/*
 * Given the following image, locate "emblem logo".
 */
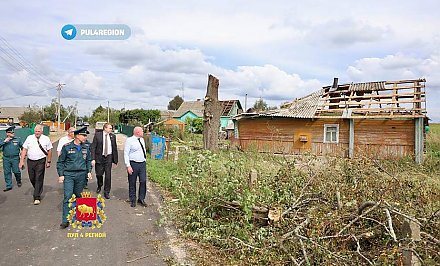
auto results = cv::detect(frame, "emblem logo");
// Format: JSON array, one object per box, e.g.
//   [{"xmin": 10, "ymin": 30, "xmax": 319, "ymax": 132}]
[{"xmin": 67, "ymin": 192, "xmax": 106, "ymax": 229}]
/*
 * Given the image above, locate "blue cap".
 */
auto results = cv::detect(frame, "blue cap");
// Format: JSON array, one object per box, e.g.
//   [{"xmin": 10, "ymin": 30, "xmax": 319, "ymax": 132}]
[
  {"xmin": 6, "ymin": 126, "xmax": 15, "ymax": 133},
  {"xmin": 74, "ymin": 127, "xmax": 89, "ymax": 135}
]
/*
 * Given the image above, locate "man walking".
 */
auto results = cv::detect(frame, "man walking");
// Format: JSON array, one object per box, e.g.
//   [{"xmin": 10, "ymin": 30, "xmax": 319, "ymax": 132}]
[
  {"xmin": 57, "ymin": 127, "xmax": 75, "ymax": 156},
  {"xmin": 0, "ymin": 126, "xmax": 23, "ymax": 191},
  {"xmin": 124, "ymin": 127, "xmax": 147, "ymax": 207},
  {"xmin": 90, "ymin": 123, "xmax": 118, "ymax": 199},
  {"xmin": 19, "ymin": 124, "xmax": 52, "ymax": 205},
  {"xmin": 57, "ymin": 127, "xmax": 92, "ymax": 229}
]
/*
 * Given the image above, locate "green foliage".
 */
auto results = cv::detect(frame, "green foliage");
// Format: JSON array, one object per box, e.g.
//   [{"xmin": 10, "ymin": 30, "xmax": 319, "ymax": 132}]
[
  {"xmin": 89, "ymin": 105, "xmax": 121, "ymax": 125},
  {"xmin": 19, "ymin": 108, "xmax": 42, "ymax": 124},
  {"xmin": 119, "ymin": 109, "xmax": 160, "ymax": 126},
  {"xmin": 253, "ymin": 98, "xmax": 268, "ymax": 112},
  {"xmin": 168, "ymin": 95, "xmax": 184, "ymax": 110},
  {"xmin": 185, "ymin": 117, "xmax": 203, "ymax": 133},
  {"xmin": 150, "ymin": 149, "xmax": 440, "ymax": 265}
]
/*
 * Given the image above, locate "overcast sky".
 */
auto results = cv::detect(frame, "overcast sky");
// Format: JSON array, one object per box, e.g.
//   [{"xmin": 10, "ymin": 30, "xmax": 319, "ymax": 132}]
[{"xmin": 0, "ymin": 0, "xmax": 439, "ymax": 121}]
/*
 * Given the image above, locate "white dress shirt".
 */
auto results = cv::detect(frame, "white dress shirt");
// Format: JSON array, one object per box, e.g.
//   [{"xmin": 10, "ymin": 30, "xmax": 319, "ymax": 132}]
[
  {"xmin": 23, "ymin": 134, "xmax": 53, "ymax": 160},
  {"xmin": 124, "ymin": 136, "xmax": 146, "ymax": 167},
  {"xmin": 102, "ymin": 132, "xmax": 112, "ymax": 155},
  {"xmin": 57, "ymin": 135, "xmax": 73, "ymax": 153}
]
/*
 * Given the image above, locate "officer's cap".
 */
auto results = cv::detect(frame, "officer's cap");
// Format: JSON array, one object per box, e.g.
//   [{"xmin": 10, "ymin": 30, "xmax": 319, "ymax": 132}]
[
  {"xmin": 74, "ymin": 127, "xmax": 89, "ymax": 136},
  {"xmin": 6, "ymin": 126, "xmax": 15, "ymax": 133}
]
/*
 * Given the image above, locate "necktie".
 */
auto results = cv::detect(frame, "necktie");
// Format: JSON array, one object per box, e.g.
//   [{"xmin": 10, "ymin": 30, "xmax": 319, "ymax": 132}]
[
  {"xmin": 104, "ymin": 134, "xmax": 108, "ymax": 156},
  {"xmin": 138, "ymin": 138, "xmax": 146, "ymax": 159}
]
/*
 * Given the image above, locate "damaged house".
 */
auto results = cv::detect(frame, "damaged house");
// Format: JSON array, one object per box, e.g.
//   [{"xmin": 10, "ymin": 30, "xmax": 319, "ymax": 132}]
[{"xmin": 233, "ymin": 78, "xmax": 427, "ymax": 162}]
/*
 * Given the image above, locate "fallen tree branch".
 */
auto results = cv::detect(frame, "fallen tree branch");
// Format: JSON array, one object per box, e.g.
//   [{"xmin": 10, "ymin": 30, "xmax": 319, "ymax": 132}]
[
  {"xmin": 383, "ymin": 201, "xmax": 421, "ymax": 226},
  {"xmin": 337, "ymin": 201, "xmax": 381, "ymax": 236},
  {"xmin": 352, "ymin": 235, "xmax": 374, "ymax": 265},
  {"xmin": 231, "ymin": 236, "xmax": 259, "ymax": 250},
  {"xmin": 384, "ymin": 208, "xmax": 397, "ymax": 242},
  {"xmin": 421, "ymin": 231, "xmax": 440, "ymax": 245},
  {"xmin": 299, "ymin": 238, "xmax": 310, "ymax": 266}
]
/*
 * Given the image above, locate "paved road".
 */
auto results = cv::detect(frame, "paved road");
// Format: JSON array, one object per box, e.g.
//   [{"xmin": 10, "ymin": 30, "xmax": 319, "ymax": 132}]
[{"xmin": 0, "ymin": 133, "xmax": 183, "ymax": 266}]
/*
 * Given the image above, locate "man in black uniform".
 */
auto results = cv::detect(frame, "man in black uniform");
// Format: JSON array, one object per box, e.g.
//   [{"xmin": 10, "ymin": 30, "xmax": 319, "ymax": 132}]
[
  {"xmin": 0, "ymin": 126, "xmax": 22, "ymax": 191},
  {"xmin": 57, "ymin": 127, "xmax": 92, "ymax": 229}
]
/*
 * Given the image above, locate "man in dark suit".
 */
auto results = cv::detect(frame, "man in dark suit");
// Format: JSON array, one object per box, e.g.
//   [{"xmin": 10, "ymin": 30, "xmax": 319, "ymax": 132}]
[{"xmin": 90, "ymin": 123, "xmax": 118, "ymax": 199}]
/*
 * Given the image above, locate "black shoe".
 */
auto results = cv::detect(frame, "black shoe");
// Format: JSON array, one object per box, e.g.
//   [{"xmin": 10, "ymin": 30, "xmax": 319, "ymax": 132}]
[
  {"xmin": 60, "ymin": 222, "xmax": 69, "ymax": 229},
  {"xmin": 96, "ymin": 187, "xmax": 101, "ymax": 193},
  {"xmin": 3, "ymin": 187, "xmax": 12, "ymax": 192},
  {"xmin": 137, "ymin": 199, "xmax": 147, "ymax": 207},
  {"xmin": 17, "ymin": 182, "xmax": 22, "ymax": 187},
  {"xmin": 130, "ymin": 201, "xmax": 136, "ymax": 207},
  {"xmin": 104, "ymin": 193, "xmax": 110, "ymax": 199},
  {"xmin": 84, "ymin": 185, "xmax": 88, "ymax": 190}
]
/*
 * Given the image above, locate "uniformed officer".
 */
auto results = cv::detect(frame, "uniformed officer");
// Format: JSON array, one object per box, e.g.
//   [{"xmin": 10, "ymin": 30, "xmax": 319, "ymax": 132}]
[
  {"xmin": 57, "ymin": 127, "xmax": 92, "ymax": 229},
  {"xmin": 0, "ymin": 126, "xmax": 23, "ymax": 191}
]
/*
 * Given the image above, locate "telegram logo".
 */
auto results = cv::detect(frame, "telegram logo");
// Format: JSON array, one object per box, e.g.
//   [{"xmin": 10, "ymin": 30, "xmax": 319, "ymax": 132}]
[{"xmin": 61, "ymin": 24, "xmax": 77, "ymax": 40}]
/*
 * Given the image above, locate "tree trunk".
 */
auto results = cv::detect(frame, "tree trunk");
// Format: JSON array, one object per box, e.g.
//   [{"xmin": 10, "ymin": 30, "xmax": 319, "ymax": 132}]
[{"xmin": 203, "ymin": 74, "xmax": 221, "ymax": 151}]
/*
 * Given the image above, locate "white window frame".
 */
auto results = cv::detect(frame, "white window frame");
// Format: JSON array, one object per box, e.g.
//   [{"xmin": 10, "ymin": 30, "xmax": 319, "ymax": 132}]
[{"xmin": 323, "ymin": 124, "xmax": 339, "ymax": 143}]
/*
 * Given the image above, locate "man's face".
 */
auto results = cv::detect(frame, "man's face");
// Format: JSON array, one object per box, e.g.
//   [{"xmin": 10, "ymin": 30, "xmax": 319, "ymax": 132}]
[
  {"xmin": 134, "ymin": 128, "xmax": 144, "ymax": 138},
  {"xmin": 104, "ymin": 125, "xmax": 113, "ymax": 134},
  {"xmin": 34, "ymin": 127, "xmax": 42, "ymax": 138},
  {"xmin": 6, "ymin": 131, "xmax": 14, "ymax": 138},
  {"xmin": 68, "ymin": 128, "xmax": 75, "ymax": 138},
  {"xmin": 76, "ymin": 134, "xmax": 86, "ymax": 143}
]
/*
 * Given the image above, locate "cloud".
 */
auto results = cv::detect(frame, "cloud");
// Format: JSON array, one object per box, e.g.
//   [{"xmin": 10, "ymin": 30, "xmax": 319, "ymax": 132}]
[
  {"xmin": 61, "ymin": 71, "xmax": 104, "ymax": 100},
  {"xmin": 220, "ymin": 64, "xmax": 322, "ymax": 101},
  {"xmin": 305, "ymin": 18, "xmax": 391, "ymax": 47}
]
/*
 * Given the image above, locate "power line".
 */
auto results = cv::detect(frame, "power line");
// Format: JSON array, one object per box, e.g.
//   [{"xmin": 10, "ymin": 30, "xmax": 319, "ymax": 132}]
[
  {"xmin": 0, "ymin": 35, "xmax": 56, "ymax": 87},
  {"xmin": 0, "ymin": 86, "xmax": 57, "ymax": 102}
]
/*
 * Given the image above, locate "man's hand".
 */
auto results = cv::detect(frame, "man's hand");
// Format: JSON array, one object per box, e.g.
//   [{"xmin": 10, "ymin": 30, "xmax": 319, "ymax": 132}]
[
  {"xmin": 19, "ymin": 161, "xmax": 24, "ymax": 170},
  {"xmin": 87, "ymin": 173, "xmax": 92, "ymax": 180},
  {"xmin": 127, "ymin": 166, "xmax": 133, "ymax": 175},
  {"xmin": 112, "ymin": 163, "xmax": 117, "ymax": 169},
  {"xmin": 46, "ymin": 162, "xmax": 51, "ymax": 168},
  {"xmin": 58, "ymin": 176, "xmax": 64, "ymax": 183},
  {"xmin": 4, "ymin": 137, "xmax": 11, "ymax": 143},
  {"xmin": 91, "ymin": 160, "xmax": 96, "ymax": 167}
]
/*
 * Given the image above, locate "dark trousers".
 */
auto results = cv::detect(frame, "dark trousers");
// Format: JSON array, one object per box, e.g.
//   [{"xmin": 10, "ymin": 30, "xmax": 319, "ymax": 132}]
[
  {"xmin": 27, "ymin": 158, "xmax": 46, "ymax": 200},
  {"xmin": 96, "ymin": 155, "xmax": 113, "ymax": 194},
  {"xmin": 62, "ymin": 171, "xmax": 85, "ymax": 223},
  {"xmin": 3, "ymin": 156, "xmax": 21, "ymax": 189},
  {"xmin": 128, "ymin": 161, "xmax": 147, "ymax": 202}
]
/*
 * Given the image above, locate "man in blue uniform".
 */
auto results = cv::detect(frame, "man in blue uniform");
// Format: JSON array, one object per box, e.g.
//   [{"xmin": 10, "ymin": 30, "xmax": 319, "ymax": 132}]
[
  {"xmin": 0, "ymin": 126, "xmax": 23, "ymax": 191},
  {"xmin": 57, "ymin": 127, "xmax": 92, "ymax": 229}
]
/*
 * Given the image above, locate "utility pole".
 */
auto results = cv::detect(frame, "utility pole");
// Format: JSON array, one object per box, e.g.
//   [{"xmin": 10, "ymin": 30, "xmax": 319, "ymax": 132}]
[
  {"xmin": 181, "ymin": 82, "xmax": 185, "ymax": 100},
  {"xmin": 57, "ymin": 83, "xmax": 65, "ymax": 131},
  {"xmin": 107, "ymin": 101, "xmax": 110, "ymax": 123},
  {"xmin": 245, "ymin": 93, "xmax": 248, "ymax": 112}
]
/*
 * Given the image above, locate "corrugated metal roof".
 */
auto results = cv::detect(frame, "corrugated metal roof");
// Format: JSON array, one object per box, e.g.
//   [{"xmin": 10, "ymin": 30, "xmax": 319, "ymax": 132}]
[
  {"xmin": 262, "ymin": 89, "xmax": 323, "ymax": 118},
  {"xmin": 349, "ymin": 81, "xmax": 386, "ymax": 91}
]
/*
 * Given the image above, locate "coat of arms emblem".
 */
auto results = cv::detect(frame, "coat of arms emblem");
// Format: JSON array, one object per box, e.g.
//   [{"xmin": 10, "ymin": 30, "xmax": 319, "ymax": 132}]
[{"xmin": 67, "ymin": 192, "xmax": 106, "ymax": 229}]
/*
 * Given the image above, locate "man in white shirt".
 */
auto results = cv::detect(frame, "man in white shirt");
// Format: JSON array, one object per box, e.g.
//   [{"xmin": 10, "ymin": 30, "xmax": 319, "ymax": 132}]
[
  {"xmin": 57, "ymin": 127, "xmax": 75, "ymax": 156},
  {"xmin": 19, "ymin": 124, "xmax": 53, "ymax": 205},
  {"xmin": 124, "ymin": 127, "xmax": 147, "ymax": 207}
]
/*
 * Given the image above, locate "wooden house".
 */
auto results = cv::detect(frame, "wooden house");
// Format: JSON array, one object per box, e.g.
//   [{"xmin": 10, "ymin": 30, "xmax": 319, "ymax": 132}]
[{"xmin": 233, "ymin": 79, "xmax": 427, "ymax": 162}]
